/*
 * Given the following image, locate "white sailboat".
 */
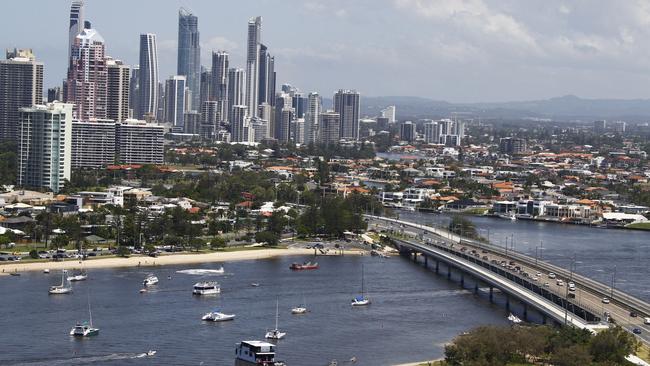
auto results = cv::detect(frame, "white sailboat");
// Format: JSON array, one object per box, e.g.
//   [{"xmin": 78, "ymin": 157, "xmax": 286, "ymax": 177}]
[
  {"xmin": 70, "ymin": 292, "xmax": 99, "ymax": 337},
  {"xmin": 49, "ymin": 270, "xmax": 73, "ymax": 294},
  {"xmin": 508, "ymin": 313, "xmax": 522, "ymax": 324},
  {"xmin": 202, "ymin": 309, "xmax": 236, "ymax": 322},
  {"xmin": 265, "ymin": 299, "xmax": 286, "ymax": 340},
  {"xmin": 351, "ymin": 265, "xmax": 370, "ymax": 306},
  {"xmin": 68, "ymin": 270, "xmax": 88, "ymax": 282}
]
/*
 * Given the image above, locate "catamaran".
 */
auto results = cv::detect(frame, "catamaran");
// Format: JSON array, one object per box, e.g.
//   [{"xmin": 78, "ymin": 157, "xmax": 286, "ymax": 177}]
[
  {"xmin": 49, "ymin": 270, "xmax": 73, "ymax": 294},
  {"xmin": 202, "ymin": 309, "xmax": 236, "ymax": 322},
  {"xmin": 351, "ymin": 265, "xmax": 370, "ymax": 306},
  {"xmin": 265, "ymin": 299, "xmax": 286, "ymax": 340},
  {"xmin": 192, "ymin": 281, "xmax": 220, "ymax": 295},
  {"xmin": 143, "ymin": 274, "xmax": 158, "ymax": 286},
  {"xmin": 70, "ymin": 293, "xmax": 99, "ymax": 337}
]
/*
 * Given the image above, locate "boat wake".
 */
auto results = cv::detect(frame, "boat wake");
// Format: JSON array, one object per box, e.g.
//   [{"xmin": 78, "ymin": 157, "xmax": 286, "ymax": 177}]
[
  {"xmin": 6, "ymin": 352, "xmax": 155, "ymax": 365},
  {"xmin": 176, "ymin": 268, "xmax": 225, "ymax": 276}
]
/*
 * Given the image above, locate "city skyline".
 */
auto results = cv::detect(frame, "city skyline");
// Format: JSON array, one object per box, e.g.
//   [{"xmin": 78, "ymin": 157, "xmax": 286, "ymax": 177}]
[{"xmin": 5, "ymin": 1, "xmax": 650, "ymax": 102}]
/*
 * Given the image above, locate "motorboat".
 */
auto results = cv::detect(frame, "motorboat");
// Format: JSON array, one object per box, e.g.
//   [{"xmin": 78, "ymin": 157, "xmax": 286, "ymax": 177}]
[
  {"xmin": 193, "ymin": 281, "xmax": 220, "ymax": 295},
  {"xmin": 68, "ymin": 271, "xmax": 88, "ymax": 281},
  {"xmin": 202, "ymin": 309, "xmax": 236, "ymax": 322},
  {"xmin": 143, "ymin": 275, "xmax": 159, "ymax": 286},
  {"xmin": 49, "ymin": 270, "xmax": 72, "ymax": 294},
  {"xmin": 291, "ymin": 306, "xmax": 307, "ymax": 314},
  {"xmin": 43, "ymin": 269, "xmax": 50, "ymax": 274},
  {"xmin": 508, "ymin": 313, "xmax": 522, "ymax": 324},
  {"xmin": 289, "ymin": 261, "xmax": 319, "ymax": 270},
  {"xmin": 265, "ymin": 299, "xmax": 286, "ymax": 340}
]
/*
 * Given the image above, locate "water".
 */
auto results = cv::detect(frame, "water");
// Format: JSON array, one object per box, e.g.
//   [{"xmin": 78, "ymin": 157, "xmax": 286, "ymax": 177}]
[
  {"xmin": 0, "ymin": 255, "xmax": 509, "ymax": 366},
  {"xmin": 398, "ymin": 211, "xmax": 650, "ymax": 301}
]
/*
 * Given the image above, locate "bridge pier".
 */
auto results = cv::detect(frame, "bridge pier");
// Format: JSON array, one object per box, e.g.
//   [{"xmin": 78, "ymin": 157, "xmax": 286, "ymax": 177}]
[
  {"xmin": 447, "ymin": 266, "xmax": 451, "ymax": 280},
  {"xmin": 435, "ymin": 261, "xmax": 439, "ymax": 274},
  {"xmin": 505, "ymin": 294, "xmax": 510, "ymax": 310},
  {"xmin": 460, "ymin": 273, "xmax": 465, "ymax": 287},
  {"xmin": 489, "ymin": 287, "xmax": 494, "ymax": 302},
  {"xmin": 424, "ymin": 255, "xmax": 428, "ymax": 268},
  {"xmin": 523, "ymin": 303, "xmax": 528, "ymax": 321},
  {"xmin": 474, "ymin": 282, "xmax": 479, "ymax": 294},
  {"xmin": 542, "ymin": 314, "xmax": 547, "ymax": 325},
  {"xmin": 412, "ymin": 252, "xmax": 418, "ymax": 263}
]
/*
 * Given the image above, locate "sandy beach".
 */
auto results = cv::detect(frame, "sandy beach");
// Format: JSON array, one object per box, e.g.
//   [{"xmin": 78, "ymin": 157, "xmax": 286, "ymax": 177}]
[{"xmin": 0, "ymin": 248, "xmax": 317, "ymax": 275}]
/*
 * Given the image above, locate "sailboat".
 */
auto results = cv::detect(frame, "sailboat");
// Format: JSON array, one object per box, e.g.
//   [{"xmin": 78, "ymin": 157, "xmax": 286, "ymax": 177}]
[
  {"xmin": 351, "ymin": 265, "xmax": 370, "ymax": 306},
  {"xmin": 291, "ymin": 295, "xmax": 308, "ymax": 314},
  {"xmin": 70, "ymin": 292, "xmax": 99, "ymax": 337},
  {"xmin": 49, "ymin": 270, "xmax": 73, "ymax": 294},
  {"xmin": 68, "ymin": 270, "xmax": 88, "ymax": 282},
  {"xmin": 265, "ymin": 299, "xmax": 286, "ymax": 340}
]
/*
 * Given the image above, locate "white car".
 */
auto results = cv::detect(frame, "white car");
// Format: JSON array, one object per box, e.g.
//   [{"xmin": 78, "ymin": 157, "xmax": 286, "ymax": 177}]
[
  {"xmin": 543, "ymin": 282, "xmax": 550, "ymax": 288},
  {"xmin": 548, "ymin": 272, "xmax": 556, "ymax": 279},
  {"xmin": 556, "ymin": 280, "xmax": 564, "ymax": 286},
  {"xmin": 602, "ymin": 297, "xmax": 610, "ymax": 304}
]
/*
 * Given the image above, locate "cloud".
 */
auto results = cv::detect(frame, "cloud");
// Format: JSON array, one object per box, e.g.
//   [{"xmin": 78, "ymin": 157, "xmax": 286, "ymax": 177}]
[{"xmin": 202, "ymin": 36, "xmax": 238, "ymax": 52}]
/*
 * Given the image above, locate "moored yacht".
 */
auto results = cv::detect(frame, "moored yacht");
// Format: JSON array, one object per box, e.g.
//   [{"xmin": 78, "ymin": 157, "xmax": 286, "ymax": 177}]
[
  {"xmin": 49, "ymin": 270, "xmax": 72, "ymax": 294},
  {"xmin": 70, "ymin": 322, "xmax": 99, "ymax": 337},
  {"xmin": 143, "ymin": 275, "xmax": 158, "ymax": 286},
  {"xmin": 235, "ymin": 340, "xmax": 285, "ymax": 366},
  {"xmin": 202, "ymin": 309, "xmax": 236, "ymax": 322},
  {"xmin": 265, "ymin": 299, "xmax": 286, "ymax": 340},
  {"xmin": 68, "ymin": 270, "xmax": 88, "ymax": 281},
  {"xmin": 351, "ymin": 265, "xmax": 370, "ymax": 306},
  {"xmin": 193, "ymin": 281, "xmax": 220, "ymax": 295}
]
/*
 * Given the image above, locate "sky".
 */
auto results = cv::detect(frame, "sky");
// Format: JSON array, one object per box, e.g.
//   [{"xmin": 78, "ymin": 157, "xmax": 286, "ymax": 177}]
[{"xmin": 3, "ymin": 0, "xmax": 650, "ymax": 103}]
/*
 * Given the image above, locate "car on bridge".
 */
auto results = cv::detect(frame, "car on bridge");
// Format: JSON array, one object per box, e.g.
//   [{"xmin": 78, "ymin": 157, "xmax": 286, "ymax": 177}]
[
  {"xmin": 602, "ymin": 297, "xmax": 611, "ymax": 304},
  {"xmin": 633, "ymin": 328, "xmax": 643, "ymax": 335}
]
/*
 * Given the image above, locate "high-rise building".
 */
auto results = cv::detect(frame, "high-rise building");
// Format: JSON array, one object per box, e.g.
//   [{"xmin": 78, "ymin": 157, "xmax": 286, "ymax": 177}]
[
  {"xmin": 201, "ymin": 100, "xmax": 219, "ymax": 138},
  {"xmin": 400, "ymin": 121, "xmax": 415, "ymax": 142},
  {"xmin": 18, "ymin": 103, "xmax": 73, "ymax": 193},
  {"xmin": 227, "ymin": 68, "xmax": 245, "ymax": 122},
  {"xmin": 211, "ymin": 51, "xmax": 229, "ymax": 122},
  {"xmin": 183, "ymin": 111, "xmax": 201, "ymax": 134},
  {"xmin": 0, "ymin": 49, "xmax": 43, "ymax": 141},
  {"xmin": 376, "ymin": 116, "xmax": 389, "ymax": 131},
  {"xmin": 423, "ymin": 120, "xmax": 440, "ymax": 144},
  {"xmin": 106, "ymin": 58, "xmax": 130, "ymax": 122},
  {"xmin": 258, "ymin": 102, "xmax": 272, "ymax": 139},
  {"xmin": 499, "ymin": 137, "xmax": 527, "ymax": 155},
  {"xmin": 137, "ymin": 33, "xmax": 159, "ymax": 119},
  {"xmin": 164, "ymin": 75, "xmax": 186, "ymax": 128},
  {"xmin": 66, "ymin": 28, "xmax": 108, "ymax": 121},
  {"xmin": 177, "ymin": 8, "xmax": 200, "ymax": 111},
  {"xmin": 380, "ymin": 105, "xmax": 396, "ymax": 123},
  {"xmin": 47, "ymin": 87, "xmax": 62, "ymax": 103},
  {"xmin": 128, "ymin": 66, "xmax": 139, "ymax": 119},
  {"xmin": 251, "ymin": 118, "xmax": 268, "ymax": 142},
  {"xmin": 334, "ymin": 89, "xmax": 360, "ymax": 140},
  {"xmin": 116, "ymin": 119, "xmax": 164, "ymax": 164},
  {"xmin": 199, "ymin": 69, "xmax": 211, "ymax": 106},
  {"xmin": 292, "ymin": 93, "xmax": 308, "ymax": 118},
  {"xmin": 71, "ymin": 120, "xmax": 116, "ymax": 169},
  {"xmin": 68, "ymin": 1, "xmax": 84, "ymax": 63},
  {"xmin": 258, "ymin": 44, "xmax": 275, "ymax": 106},
  {"xmin": 245, "ymin": 16, "xmax": 262, "ymax": 118},
  {"xmin": 230, "ymin": 105, "xmax": 249, "ymax": 142},
  {"xmin": 319, "ymin": 112, "xmax": 340, "ymax": 146},
  {"xmin": 614, "ymin": 121, "xmax": 626, "ymax": 133},
  {"xmin": 304, "ymin": 92, "xmax": 321, "ymax": 144},
  {"xmin": 594, "ymin": 120, "xmax": 607, "ymax": 133},
  {"xmin": 274, "ymin": 92, "xmax": 292, "ymax": 139},
  {"xmin": 277, "ymin": 107, "xmax": 294, "ymax": 143}
]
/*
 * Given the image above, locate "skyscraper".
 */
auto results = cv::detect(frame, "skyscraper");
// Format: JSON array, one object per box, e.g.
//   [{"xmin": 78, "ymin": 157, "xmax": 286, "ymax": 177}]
[
  {"xmin": 319, "ymin": 112, "xmax": 340, "ymax": 146},
  {"xmin": 304, "ymin": 92, "xmax": 321, "ymax": 144},
  {"xmin": 116, "ymin": 119, "xmax": 164, "ymax": 164},
  {"xmin": 71, "ymin": 120, "xmax": 116, "ymax": 169},
  {"xmin": 258, "ymin": 44, "xmax": 275, "ymax": 106},
  {"xmin": 273, "ymin": 92, "xmax": 292, "ymax": 139},
  {"xmin": 137, "ymin": 33, "xmax": 159, "ymax": 119},
  {"xmin": 66, "ymin": 28, "xmax": 108, "ymax": 121},
  {"xmin": 68, "ymin": 1, "xmax": 84, "ymax": 63},
  {"xmin": 18, "ymin": 103, "xmax": 73, "ymax": 193},
  {"xmin": 400, "ymin": 121, "xmax": 415, "ymax": 142},
  {"xmin": 128, "ymin": 66, "xmax": 139, "ymax": 119},
  {"xmin": 177, "ymin": 8, "xmax": 200, "ymax": 111},
  {"xmin": 334, "ymin": 89, "xmax": 360, "ymax": 140},
  {"xmin": 199, "ymin": 69, "xmax": 211, "ymax": 106},
  {"xmin": 227, "ymin": 68, "xmax": 245, "ymax": 122},
  {"xmin": 164, "ymin": 75, "xmax": 186, "ymax": 128},
  {"xmin": 106, "ymin": 58, "xmax": 130, "ymax": 122},
  {"xmin": 211, "ymin": 51, "xmax": 229, "ymax": 122},
  {"xmin": 0, "ymin": 49, "xmax": 43, "ymax": 141},
  {"xmin": 230, "ymin": 105, "xmax": 248, "ymax": 142},
  {"xmin": 380, "ymin": 105, "xmax": 396, "ymax": 123},
  {"xmin": 245, "ymin": 16, "xmax": 262, "ymax": 118}
]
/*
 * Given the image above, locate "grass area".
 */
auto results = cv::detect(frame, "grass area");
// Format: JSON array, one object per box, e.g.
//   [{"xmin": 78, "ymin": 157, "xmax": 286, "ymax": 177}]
[
  {"xmin": 637, "ymin": 343, "xmax": 650, "ymax": 363},
  {"xmin": 626, "ymin": 222, "xmax": 650, "ymax": 230},
  {"xmin": 464, "ymin": 207, "xmax": 489, "ymax": 215}
]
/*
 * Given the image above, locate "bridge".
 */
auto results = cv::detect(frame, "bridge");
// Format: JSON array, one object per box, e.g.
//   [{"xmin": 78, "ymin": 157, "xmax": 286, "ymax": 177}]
[{"xmin": 365, "ymin": 215, "xmax": 650, "ymax": 344}]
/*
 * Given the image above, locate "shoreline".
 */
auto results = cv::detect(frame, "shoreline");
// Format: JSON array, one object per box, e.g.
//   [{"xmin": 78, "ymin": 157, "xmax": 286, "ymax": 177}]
[{"xmin": 0, "ymin": 248, "xmax": 322, "ymax": 275}]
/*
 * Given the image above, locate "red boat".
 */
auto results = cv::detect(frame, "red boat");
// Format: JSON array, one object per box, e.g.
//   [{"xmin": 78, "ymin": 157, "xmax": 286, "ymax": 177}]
[{"xmin": 290, "ymin": 262, "xmax": 319, "ymax": 270}]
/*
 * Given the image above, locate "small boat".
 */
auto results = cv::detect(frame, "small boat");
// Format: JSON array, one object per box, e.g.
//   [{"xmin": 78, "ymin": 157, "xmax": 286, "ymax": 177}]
[
  {"xmin": 70, "ymin": 293, "xmax": 99, "ymax": 337},
  {"xmin": 143, "ymin": 275, "xmax": 158, "ymax": 286},
  {"xmin": 265, "ymin": 299, "xmax": 286, "ymax": 340},
  {"xmin": 251, "ymin": 283, "xmax": 260, "ymax": 287},
  {"xmin": 147, "ymin": 350, "xmax": 156, "ymax": 357},
  {"xmin": 291, "ymin": 295, "xmax": 308, "ymax": 314},
  {"xmin": 49, "ymin": 270, "xmax": 73, "ymax": 294},
  {"xmin": 508, "ymin": 313, "xmax": 522, "ymax": 324},
  {"xmin": 497, "ymin": 213, "xmax": 517, "ymax": 221},
  {"xmin": 351, "ymin": 265, "xmax": 370, "ymax": 306},
  {"xmin": 202, "ymin": 309, "xmax": 236, "ymax": 322},
  {"xmin": 43, "ymin": 269, "xmax": 50, "ymax": 274},
  {"xmin": 193, "ymin": 281, "xmax": 220, "ymax": 295},
  {"xmin": 68, "ymin": 271, "xmax": 88, "ymax": 281},
  {"xmin": 289, "ymin": 261, "xmax": 319, "ymax": 270},
  {"xmin": 10, "ymin": 272, "xmax": 20, "ymax": 276},
  {"xmin": 139, "ymin": 288, "xmax": 147, "ymax": 293}
]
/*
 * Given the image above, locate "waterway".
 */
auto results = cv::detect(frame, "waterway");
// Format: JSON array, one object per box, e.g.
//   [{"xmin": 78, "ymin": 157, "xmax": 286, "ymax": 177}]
[
  {"xmin": 397, "ymin": 211, "xmax": 650, "ymax": 302},
  {"xmin": 0, "ymin": 254, "xmax": 509, "ymax": 366}
]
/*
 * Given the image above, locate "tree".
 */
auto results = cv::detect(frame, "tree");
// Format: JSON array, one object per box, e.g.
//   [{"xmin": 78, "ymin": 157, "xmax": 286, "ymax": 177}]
[
  {"xmin": 29, "ymin": 249, "xmax": 39, "ymax": 259},
  {"xmin": 0, "ymin": 235, "xmax": 11, "ymax": 249},
  {"xmin": 448, "ymin": 215, "xmax": 482, "ymax": 240},
  {"xmin": 589, "ymin": 326, "xmax": 638, "ymax": 364},
  {"xmin": 51, "ymin": 235, "xmax": 69, "ymax": 249},
  {"xmin": 116, "ymin": 246, "xmax": 130, "ymax": 257},
  {"xmin": 255, "ymin": 231, "xmax": 279, "ymax": 246},
  {"xmin": 552, "ymin": 344, "xmax": 592, "ymax": 366},
  {"xmin": 190, "ymin": 237, "xmax": 206, "ymax": 252},
  {"xmin": 210, "ymin": 236, "xmax": 227, "ymax": 250}
]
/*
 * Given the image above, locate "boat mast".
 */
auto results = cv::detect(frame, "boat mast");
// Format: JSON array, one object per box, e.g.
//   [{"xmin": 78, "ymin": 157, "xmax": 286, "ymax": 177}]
[
  {"xmin": 87, "ymin": 291, "xmax": 93, "ymax": 327},
  {"xmin": 275, "ymin": 298, "xmax": 279, "ymax": 330},
  {"xmin": 361, "ymin": 265, "xmax": 365, "ymax": 297}
]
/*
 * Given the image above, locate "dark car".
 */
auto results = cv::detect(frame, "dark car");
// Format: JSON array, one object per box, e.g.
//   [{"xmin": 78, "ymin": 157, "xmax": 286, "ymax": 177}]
[
  {"xmin": 630, "ymin": 312, "xmax": 638, "ymax": 317},
  {"xmin": 633, "ymin": 328, "xmax": 642, "ymax": 334}
]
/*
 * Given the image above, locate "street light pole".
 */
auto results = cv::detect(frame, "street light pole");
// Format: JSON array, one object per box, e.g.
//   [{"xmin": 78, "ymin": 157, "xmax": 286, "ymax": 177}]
[{"xmin": 610, "ymin": 265, "xmax": 617, "ymax": 299}]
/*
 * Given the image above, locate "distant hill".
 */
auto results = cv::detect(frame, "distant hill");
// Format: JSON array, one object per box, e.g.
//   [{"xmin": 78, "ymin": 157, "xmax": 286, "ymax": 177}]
[{"xmin": 355, "ymin": 95, "xmax": 650, "ymax": 121}]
